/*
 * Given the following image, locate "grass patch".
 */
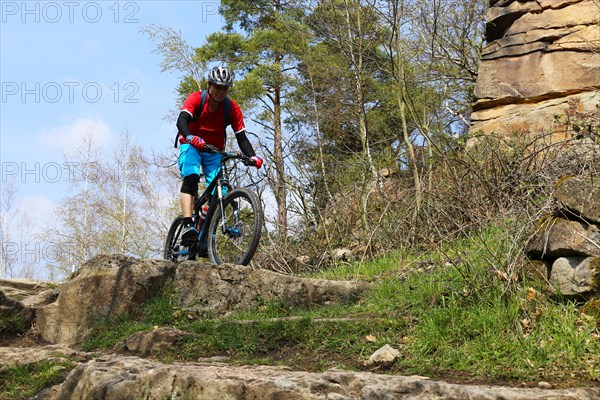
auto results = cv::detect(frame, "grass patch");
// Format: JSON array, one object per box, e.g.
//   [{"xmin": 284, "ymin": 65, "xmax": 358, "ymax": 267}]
[
  {"xmin": 80, "ymin": 319, "xmax": 152, "ymax": 352},
  {"xmin": 0, "ymin": 314, "xmax": 29, "ymax": 335},
  {"xmin": 167, "ymin": 317, "xmax": 403, "ymax": 370},
  {"xmin": 79, "ymin": 292, "xmax": 179, "ymax": 352},
  {"xmin": 80, "ymin": 286, "xmax": 179, "ymax": 351},
  {"xmin": 78, "ymin": 223, "xmax": 599, "ymax": 386},
  {"xmin": 0, "ymin": 360, "xmax": 76, "ymax": 400}
]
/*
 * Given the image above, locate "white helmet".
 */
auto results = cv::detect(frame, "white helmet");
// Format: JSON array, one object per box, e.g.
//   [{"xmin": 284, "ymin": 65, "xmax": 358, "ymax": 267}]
[{"xmin": 207, "ymin": 66, "xmax": 233, "ymax": 87}]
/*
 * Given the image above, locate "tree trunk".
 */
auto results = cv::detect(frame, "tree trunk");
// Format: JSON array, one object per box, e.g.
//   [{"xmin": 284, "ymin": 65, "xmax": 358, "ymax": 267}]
[
  {"xmin": 273, "ymin": 82, "xmax": 288, "ymax": 235},
  {"xmin": 393, "ymin": 0, "xmax": 422, "ymax": 217}
]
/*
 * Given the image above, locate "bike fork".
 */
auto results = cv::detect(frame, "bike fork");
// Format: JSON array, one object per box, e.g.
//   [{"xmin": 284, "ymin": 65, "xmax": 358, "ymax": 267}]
[{"xmin": 217, "ymin": 181, "xmax": 228, "ymax": 234}]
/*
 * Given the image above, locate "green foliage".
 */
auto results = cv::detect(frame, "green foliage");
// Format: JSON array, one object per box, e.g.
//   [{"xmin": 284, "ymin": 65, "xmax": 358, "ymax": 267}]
[
  {"xmin": 304, "ymin": 224, "xmax": 600, "ymax": 384},
  {"xmin": 176, "ymin": 75, "xmax": 203, "ymax": 105}
]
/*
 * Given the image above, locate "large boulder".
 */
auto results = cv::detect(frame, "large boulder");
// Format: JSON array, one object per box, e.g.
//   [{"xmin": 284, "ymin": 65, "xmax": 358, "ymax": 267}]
[
  {"xmin": 469, "ymin": 0, "xmax": 600, "ymax": 139},
  {"xmin": 554, "ymin": 177, "xmax": 600, "ymax": 224},
  {"xmin": 526, "ymin": 218, "xmax": 600, "ymax": 259},
  {"xmin": 36, "ymin": 255, "xmax": 177, "ymax": 345},
  {"xmin": 33, "ymin": 255, "xmax": 370, "ymax": 345},
  {"xmin": 173, "ymin": 261, "xmax": 370, "ymax": 318},
  {"xmin": 526, "ymin": 177, "xmax": 600, "ymax": 297}
]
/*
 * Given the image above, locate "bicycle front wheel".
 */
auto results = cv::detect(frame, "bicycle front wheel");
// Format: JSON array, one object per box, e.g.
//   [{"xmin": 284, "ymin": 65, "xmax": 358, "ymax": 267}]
[{"xmin": 207, "ymin": 188, "xmax": 263, "ymax": 266}]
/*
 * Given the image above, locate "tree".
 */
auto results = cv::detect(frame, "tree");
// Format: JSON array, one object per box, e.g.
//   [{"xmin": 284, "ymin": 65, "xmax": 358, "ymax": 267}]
[
  {"xmin": 302, "ymin": 0, "xmax": 388, "ymax": 179},
  {"xmin": 140, "ymin": 0, "xmax": 488, "ymax": 257},
  {"xmin": 43, "ymin": 128, "xmax": 103, "ymax": 276},
  {"xmin": 142, "ymin": 24, "xmax": 206, "ymax": 94},
  {"xmin": 285, "ymin": 0, "xmax": 393, "ymax": 241},
  {"xmin": 195, "ymin": 0, "xmax": 312, "ymax": 236},
  {"xmin": 0, "ymin": 179, "xmax": 30, "ymax": 278},
  {"xmin": 43, "ymin": 128, "xmax": 177, "ymax": 278}
]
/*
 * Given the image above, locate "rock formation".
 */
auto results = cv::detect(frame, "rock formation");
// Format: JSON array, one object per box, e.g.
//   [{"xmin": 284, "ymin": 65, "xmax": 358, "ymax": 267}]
[
  {"xmin": 173, "ymin": 260, "xmax": 370, "ymax": 318},
  {"xmin": 1, "ymin": 253, "xmax": 599, "ymax": 398},
  {"xmin": 526, "ymin": 176, "xmax": 600, "ymax": 297},
  {"xmin": 4, "ymin": 353, "xmax": 590, "ymax": 400},
  {"xmin": 21, "ymin": 254, "xmax": 369, "ymax": 346},
  {"xmin": 36, "ymin": 255, "xmax": 177, "ymax": 345},
  {"xmin": 470, "ymin": 0, "xmax": 600, "ymax": 139},
  {"xmin": 0, "ymin": 278, "xmax": 56, "ymax": 337}
]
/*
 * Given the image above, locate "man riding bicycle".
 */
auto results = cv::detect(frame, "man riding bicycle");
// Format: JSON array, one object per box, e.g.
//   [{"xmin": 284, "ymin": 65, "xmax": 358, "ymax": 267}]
[{"xmin": 177, "ymin": 66, "xmax": 263, "ymax": 245}]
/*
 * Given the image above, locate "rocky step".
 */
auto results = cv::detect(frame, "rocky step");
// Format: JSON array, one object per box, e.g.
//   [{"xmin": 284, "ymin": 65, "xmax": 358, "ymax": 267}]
[{"xmin": 26, "ymin": 353, "xmax": 598, "ymax": 400}]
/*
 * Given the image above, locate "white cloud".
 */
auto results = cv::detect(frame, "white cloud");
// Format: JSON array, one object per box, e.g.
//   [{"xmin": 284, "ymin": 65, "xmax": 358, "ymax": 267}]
[{"xmin": 35, "ymin": 117, "xmax": 115, "ymax": 153}]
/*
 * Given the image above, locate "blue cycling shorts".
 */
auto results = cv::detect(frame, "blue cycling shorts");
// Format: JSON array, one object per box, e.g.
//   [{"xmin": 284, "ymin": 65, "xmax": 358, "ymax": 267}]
[{"xmin": 178, "ymin": 144, "xmax": 222, "ymax": 187}]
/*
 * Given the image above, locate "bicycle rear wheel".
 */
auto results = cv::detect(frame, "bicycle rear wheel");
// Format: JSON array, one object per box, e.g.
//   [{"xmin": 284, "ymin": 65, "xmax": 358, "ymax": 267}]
[
  {"xmin": 163, "ymin": 215, "xmax": 196, "ymax": 262},
  {"xmin": 207, "ymin": 188, "xmax": 263, "ymax": 266}
]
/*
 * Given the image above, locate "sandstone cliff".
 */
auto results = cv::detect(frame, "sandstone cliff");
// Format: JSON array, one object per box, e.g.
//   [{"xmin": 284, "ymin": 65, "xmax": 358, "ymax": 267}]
[{"xmin": 470, "ymin": 0, "xmax": 600, "ymax": 139}]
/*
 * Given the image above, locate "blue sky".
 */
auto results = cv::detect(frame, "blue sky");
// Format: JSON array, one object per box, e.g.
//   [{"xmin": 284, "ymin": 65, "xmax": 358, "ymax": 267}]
[
  {"xmin": 0, "ymin": 1, "xmax": 234, "ymax": 276},
  {"xmin": 1, "ymin": 0, "xmax": 226, "ymax": 200}
]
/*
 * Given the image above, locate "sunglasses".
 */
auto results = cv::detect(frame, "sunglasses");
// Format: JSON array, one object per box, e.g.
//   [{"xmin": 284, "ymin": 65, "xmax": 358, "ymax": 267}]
[{"xmin": 212, "ymin": 84, "xmax": 230, "ymax": 91}]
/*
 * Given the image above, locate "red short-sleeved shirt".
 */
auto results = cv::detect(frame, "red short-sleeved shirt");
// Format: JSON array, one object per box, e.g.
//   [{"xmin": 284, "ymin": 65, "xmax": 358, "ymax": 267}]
[{"xmin": 181, "ymin": 92, "xmax": 246, "ymax": 150}]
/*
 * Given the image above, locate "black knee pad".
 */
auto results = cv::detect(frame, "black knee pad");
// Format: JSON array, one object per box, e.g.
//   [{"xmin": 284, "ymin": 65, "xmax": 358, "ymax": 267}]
[{"xmin": 180, "ymin": 174, "xmax": 200, "ymax": 196}]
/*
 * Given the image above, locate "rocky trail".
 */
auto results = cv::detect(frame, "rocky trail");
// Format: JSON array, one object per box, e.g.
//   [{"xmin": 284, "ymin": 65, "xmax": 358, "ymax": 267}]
[
  {"xmin": 4, "ymin": 348, "xmax": 599, "ymax": 400},
  {"xmin": 1, "ymin": 253, "xmax": 599, "ymax": 399}
]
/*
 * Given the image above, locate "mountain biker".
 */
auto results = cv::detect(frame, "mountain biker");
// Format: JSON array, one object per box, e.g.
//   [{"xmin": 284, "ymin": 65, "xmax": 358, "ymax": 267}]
[{"xmin": 177, "ymin": 66, "xmax": 263, "ymax": 244}]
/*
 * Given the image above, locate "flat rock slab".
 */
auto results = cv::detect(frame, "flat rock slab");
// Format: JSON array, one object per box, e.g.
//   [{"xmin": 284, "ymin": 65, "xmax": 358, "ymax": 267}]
[
  {"xmin": 35, "ymin": 355, "xmax": 600, "ymax": 400},
  {"xmin": 0, "ymin": 345, "xmax": 90, "ymax": 372},
  {"xmin": 526, "ymin": 218, "xmax": 600, "ymax": 259}
]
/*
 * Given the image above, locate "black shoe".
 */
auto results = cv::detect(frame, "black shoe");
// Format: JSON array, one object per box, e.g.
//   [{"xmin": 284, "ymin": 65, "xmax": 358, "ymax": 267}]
[
  {"xmin": 197, "ymin": 241, "xmax": 208, "ymax": 258},
  {"xmin": 181, "ymin": 224, "xmax": 198, "ymax": 246}
]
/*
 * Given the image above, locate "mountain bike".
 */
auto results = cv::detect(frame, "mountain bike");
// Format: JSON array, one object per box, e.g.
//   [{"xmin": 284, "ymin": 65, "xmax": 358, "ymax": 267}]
[{"xmin": 163, "ymin": 144, "xmax": 263, "ymax": 266}]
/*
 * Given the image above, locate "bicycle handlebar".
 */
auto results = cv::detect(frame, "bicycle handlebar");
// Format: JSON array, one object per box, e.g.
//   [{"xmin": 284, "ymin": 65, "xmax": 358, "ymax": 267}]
[{"xmin": 202, "ymin": 144, "xmax": 255, "ymax": 166}]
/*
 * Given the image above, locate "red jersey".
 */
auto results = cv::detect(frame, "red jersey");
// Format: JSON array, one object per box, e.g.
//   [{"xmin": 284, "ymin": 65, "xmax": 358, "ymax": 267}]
[{"xmin": 181, "ymin": 92, "xmax": 246, "ymax": 150}]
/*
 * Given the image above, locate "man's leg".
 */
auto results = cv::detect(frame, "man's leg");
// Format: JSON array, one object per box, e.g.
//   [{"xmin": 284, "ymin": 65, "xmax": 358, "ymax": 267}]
[
  {"xmin": 178, "ymin": 144, "xmax": 202, "ymax": 244},
  {"xmin": 201, "ymin": 152, "xmax": 223, "ymax": 192},
  {"xmin": 180, "ymin": 192, "xmax": 194, "ymax": 218}
]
